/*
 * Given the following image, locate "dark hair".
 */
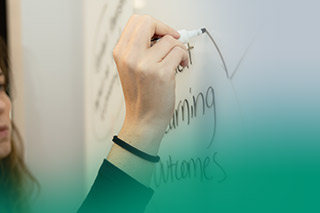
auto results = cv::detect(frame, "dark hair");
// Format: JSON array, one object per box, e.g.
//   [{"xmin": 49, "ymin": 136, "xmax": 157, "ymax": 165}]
[{"xmin": 0, "ymin": 36, "xmax": 38, "ymax": 212}]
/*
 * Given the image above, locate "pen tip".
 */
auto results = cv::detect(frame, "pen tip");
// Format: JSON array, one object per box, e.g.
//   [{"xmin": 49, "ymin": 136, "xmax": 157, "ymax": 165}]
[{"xmin": 201, "ymin": 28, "xmax": 206, "ymax": 33}]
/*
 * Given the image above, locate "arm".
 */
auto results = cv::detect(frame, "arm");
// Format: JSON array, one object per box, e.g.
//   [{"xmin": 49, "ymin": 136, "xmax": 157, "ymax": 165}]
[
  {"xmin": 108, "ymin": 14, "xmax": 188, "ymax": 186},
  {"xmin": 79, "ymin": 15, "xmax": 189, "ymax": 212},
  {"xmin": 78, "ymin": 159, "xmax": 153, "ymax": 213}
]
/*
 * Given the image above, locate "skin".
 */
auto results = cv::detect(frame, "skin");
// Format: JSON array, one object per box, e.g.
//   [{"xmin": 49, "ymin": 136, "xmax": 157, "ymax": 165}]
[
  {"xmin": 0, "ymin": 69, "xmax": 12, "ymax": 160},
  {"xmin": 107, "ymin": 15, "xmax": 189, "ymax": 186}
]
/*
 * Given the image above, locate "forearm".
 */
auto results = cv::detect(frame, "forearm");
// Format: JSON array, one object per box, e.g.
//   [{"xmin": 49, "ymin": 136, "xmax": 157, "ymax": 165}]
[{"xmin": 107, "ymin": 121, "xmax": 165, "ymax": 186}]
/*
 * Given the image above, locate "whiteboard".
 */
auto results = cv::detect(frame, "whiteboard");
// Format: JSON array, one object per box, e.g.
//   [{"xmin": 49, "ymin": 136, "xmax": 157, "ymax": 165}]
[
  {"xmin": 84, "ymin": 0, "xmax": 320, "ymax": 212},
  {"xmin": 135, "ymin": 1, "xmax": 257, "ymax": 211}
]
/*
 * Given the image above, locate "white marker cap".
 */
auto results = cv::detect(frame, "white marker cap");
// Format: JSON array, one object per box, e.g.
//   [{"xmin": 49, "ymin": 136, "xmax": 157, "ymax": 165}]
[{"xmin": 178, "ymin": 28, "xmax": 206, "ymax": 43}]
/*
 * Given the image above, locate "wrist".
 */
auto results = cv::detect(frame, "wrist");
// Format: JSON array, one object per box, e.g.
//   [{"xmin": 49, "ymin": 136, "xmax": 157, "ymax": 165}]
[
  {"xmin": 118, "ymin": 119, "xmax": 166, "ymax": 156},
  {"xmin": 107, "ymin": 120, "xmax": 165, "ymax": 186}
]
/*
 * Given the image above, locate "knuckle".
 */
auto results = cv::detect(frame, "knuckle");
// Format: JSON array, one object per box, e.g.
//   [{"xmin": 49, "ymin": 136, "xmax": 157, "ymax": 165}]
[
  {"xmin": 129, "ymin": 14, "xmax": 141, "ymax": 22},
  {"xmin": 161, "ymin": 36, "xmax": 187, "ymax": 52},
  {"xmin": 140, "ymin": 15, "xmax": 153, "ymax": 27},
  {"xmin": 141, "ymin": 14, "xmax": 152, "ymax": 21},
  {"xmin": 162, "ymin": 35, "xmax": 175, "ymax": 46},
  {"xmin": 136, "ymin": 63, "xmax": 151, "ymax": 82},
  {"xmin": 114, "ymin": 49, "xmax": 136, "ymax": 71},
  {"xmin": 123, "ymin": 52, "xmax": 137, "ymax": 70},
  {"xmin": 137, "ymin": 61, "xmax": 148, "ymax": 73},
  {"xmin": 112, "ymin": 46, "xmax": 120, "ymax": 61},
  {"xmin": 180, "ymin": 42, "xmax": 188, "ymax": 51},
  {"xmin": 172, "ymin": 46, "xmax": 184, "ymax": 54}
]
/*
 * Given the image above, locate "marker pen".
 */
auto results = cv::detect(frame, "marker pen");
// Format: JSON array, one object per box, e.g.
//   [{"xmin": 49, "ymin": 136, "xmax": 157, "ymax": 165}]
[
  {"xmin": 151, "ymin": 28, "xmax": 206, "ymax": 45},
  {"xmin": 177, "ymin": 28, "xmax": 206, "ymax": 43}
]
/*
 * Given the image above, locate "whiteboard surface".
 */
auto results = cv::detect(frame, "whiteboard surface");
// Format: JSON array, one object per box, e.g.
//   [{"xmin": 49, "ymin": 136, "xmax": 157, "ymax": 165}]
[{"xmin": 84, "ymin": 0, "xmax": 320, "ymax": 212}]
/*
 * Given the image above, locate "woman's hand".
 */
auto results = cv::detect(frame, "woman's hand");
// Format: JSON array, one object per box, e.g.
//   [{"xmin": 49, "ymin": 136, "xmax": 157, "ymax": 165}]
[
  {"xmin": 108, "ymin": 15, "xmax": 188, "ymax": 186},
  {"xmin": 113, "ymin": 15, "xmax": 189, "ymax": 155}
]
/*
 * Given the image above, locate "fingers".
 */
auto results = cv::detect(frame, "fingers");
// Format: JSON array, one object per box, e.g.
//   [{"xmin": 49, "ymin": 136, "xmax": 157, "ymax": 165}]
[
  {"xmin": 114, "ymin": 14, "xmax": 188, "ymax": 77},
  {"xmin": 148, "ymin": 35, "xmax": 187, "ymax": 62},
  {"xmin": 149, "ymin": 17, "xmax": 180, "ymax": 39},
  {"xmin": 133, "ymin": 15, "xmax": 179, "ymax": 47},
  {"xmin": 117, "ymin": 15, "xmax": 179, "ymax": 50},
  {"xmin": 161, "ymin": 46, "xmax": 189, "ymax": 72}
]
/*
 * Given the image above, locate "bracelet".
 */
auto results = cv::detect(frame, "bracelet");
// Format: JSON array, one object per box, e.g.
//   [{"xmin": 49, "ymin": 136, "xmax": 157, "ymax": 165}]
[{"xmin": 112, "ymin": 135, "xmax": 160, "ymax": 163}]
